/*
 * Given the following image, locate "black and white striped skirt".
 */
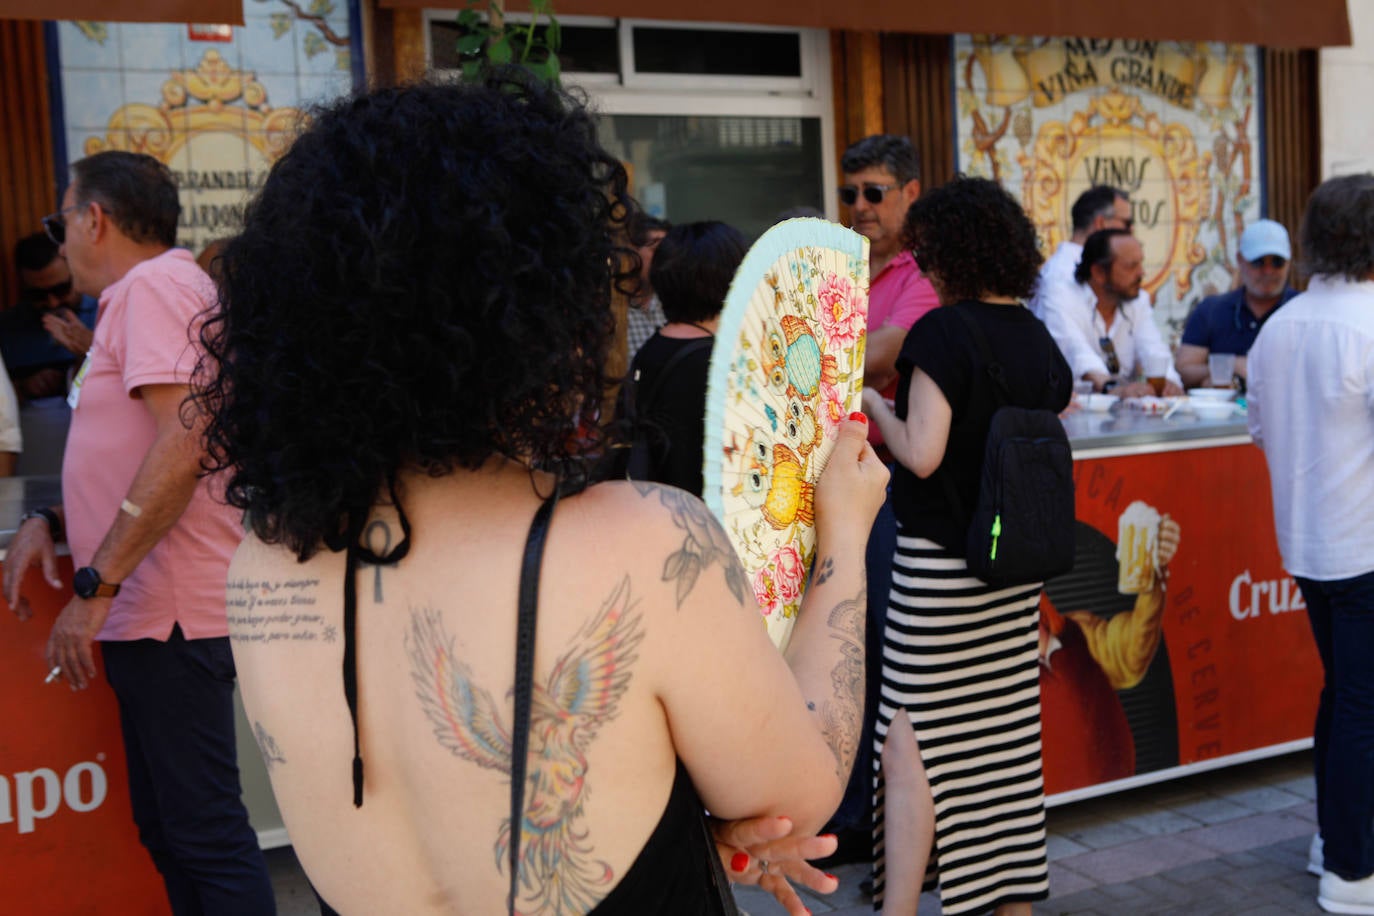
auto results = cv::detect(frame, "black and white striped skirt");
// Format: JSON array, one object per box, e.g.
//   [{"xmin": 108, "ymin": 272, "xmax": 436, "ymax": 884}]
[{"xmin": 873, "ymin": 534, "xmax": 1049, "ymax": 915}]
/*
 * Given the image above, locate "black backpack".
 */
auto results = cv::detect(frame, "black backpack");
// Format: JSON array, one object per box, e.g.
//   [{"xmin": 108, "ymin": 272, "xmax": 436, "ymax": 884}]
[
  {"xmin": 616, "ymin": 337, "xmax": 713, "ymax": 482},
  {"xmin": 939, "ymin": 307, "xmax": 1075, "ymax": 586}
]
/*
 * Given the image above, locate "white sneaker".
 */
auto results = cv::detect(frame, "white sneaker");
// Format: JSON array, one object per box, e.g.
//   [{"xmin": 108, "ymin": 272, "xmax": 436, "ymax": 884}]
[
  {"xmin": 1319, "ymin": 870, "xmax": 1374, "ymax": 914},
  {"xmin": 1311, "ymin": 835, "xmax": 1325, "ymax": 877}
]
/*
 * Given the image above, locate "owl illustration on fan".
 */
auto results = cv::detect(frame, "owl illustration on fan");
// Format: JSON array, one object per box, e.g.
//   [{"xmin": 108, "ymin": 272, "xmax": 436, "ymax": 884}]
[
  {"xmin": 732, "ymin": 426, "xmax": 775, "ymax": 509},
  {"xmin": 760, "ymin": 442, "xmax": 814, "ymax": 531},
  {"xmin": 702, "ymin": 218, "xmax": 870, "ymax": 651},
  {"xmin": 782, "ymin": 397, "xmax": 823, "ymax": 459}
]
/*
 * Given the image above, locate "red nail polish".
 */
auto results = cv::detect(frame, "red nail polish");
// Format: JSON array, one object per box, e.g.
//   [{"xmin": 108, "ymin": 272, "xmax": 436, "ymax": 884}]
[
  {"xmin": 849, "ymin": 411, "xmax": 867, "ymax": 423},
  {"xmin": 730, "ymin": 852, "xmax": 749, "ymax": 872},
  {"xmin": 825, "ymin": 873, "xmax": 837, "ymax": 881},
  {"xmin": 819, "ymin": 833, "xmax": 837, "ymax": 841}
]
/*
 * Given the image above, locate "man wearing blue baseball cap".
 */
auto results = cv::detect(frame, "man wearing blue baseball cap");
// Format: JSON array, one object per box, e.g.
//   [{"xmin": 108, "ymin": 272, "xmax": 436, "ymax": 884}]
[{"xmin": 1176, "ymin": 218, "xmax": 1298, "ymax": 388}]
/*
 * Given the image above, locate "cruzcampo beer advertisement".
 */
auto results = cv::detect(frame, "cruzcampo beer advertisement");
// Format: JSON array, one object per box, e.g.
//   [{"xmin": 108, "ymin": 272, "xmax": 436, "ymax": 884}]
[
  {"xmin": 1039, "ymin": 445, "xmax": 1321, "ymax": 798},
  {"xmin": 0, "ymin": 558, "xmax": 171, "ymax": 914},
  {"xmin": 954, "ymin": 36, "xmax": 1262, "ymax": 345}
]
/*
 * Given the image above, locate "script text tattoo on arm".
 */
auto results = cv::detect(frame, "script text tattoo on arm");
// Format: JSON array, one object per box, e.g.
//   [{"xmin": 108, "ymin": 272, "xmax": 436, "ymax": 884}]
[
  {"xmin": 405, "ymin": 578, "xmax": 645, "ymax": 914},
  {"xmin": 227, "ymin": 576, "xmax": 330, "ymax": 645},
  {"xmin": 630, "ymin": 481, "xmax": 750, "ymax": 608}
]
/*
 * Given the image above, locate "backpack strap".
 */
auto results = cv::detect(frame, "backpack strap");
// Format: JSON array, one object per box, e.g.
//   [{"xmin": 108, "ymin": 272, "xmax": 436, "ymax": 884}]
[
  {"xmin": 508, "ymin": 491, "xmax": 560, "ymax": 915},
  {"xmin": 634, "ymin": 337, "xmax": 714, "ymax": 418},
  {"xmin": 946, "ymin": 304, "xmax": 1012, "ymax": 406},
  {"xmin": 935, "ymin": 304, "xmax": 1007, "ymax": 526}
]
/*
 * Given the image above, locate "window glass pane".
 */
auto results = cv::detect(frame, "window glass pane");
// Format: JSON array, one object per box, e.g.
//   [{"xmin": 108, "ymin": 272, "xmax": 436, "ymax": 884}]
[
  {"xmin": 631, "ymin": 27, "xmax": 802, "ymax": 77},
  {"xmin": 596, "ymin": 115, "xmax": 824, "ymax": 240},
  {"xmin": 429, "ymin": 21, "xmax": 618, "ymax": 74}
]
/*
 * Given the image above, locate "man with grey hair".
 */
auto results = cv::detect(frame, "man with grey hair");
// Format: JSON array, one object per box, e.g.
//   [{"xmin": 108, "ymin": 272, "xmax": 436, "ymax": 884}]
[
  {"xmin": 1029, "ymin": 184, "xmax": 1134, "ymax": 321},
  {"xmin": 1248, "ymin": 173, "xmax": 1374, "ymax": 915},
  {"xmin": 3, "ymin": 150, "xmax": 275, "ymax": 915}
]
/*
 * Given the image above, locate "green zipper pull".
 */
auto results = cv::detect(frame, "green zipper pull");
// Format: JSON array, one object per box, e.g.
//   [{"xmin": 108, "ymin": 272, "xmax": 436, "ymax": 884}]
[{"xmin": 989, "ymin": 514, "xmax": 1002, "ymax": 561}]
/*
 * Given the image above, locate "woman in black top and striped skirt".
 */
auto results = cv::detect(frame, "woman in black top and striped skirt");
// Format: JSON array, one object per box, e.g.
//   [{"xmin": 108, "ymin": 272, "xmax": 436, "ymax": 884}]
[{"xmin": 861, "ymin": 177, "xmax": 1072, "ymax": 916}]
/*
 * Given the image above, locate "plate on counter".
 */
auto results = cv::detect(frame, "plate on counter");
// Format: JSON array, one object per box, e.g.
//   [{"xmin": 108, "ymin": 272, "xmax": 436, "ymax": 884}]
[{"xmin": 1123, "ymin": 395, "xmax": 1185, "ymax": 416}]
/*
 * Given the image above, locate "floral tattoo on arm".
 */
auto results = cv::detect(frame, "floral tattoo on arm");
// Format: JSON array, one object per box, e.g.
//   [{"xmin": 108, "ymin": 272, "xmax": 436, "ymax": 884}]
[{"xmin": 631, "ymin": 481, "xmax": 750, "ymax": 608}]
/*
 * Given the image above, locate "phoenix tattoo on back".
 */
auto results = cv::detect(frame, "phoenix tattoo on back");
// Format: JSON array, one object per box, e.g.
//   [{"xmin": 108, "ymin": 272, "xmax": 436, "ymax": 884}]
[{"xmin": 406, "ymin": 577, "xmax": 645, "ymax": 916}]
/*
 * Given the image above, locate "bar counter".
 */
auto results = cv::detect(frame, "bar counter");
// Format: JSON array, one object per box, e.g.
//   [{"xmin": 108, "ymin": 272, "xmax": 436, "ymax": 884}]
[{"xmin": 1044, "ymin": 399, "xmax": 1320, "ymax": 804}]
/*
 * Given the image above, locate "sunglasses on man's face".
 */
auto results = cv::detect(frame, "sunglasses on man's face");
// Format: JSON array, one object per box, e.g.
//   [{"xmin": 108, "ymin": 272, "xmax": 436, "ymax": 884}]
[
  {"xmin": 1248, "ymin": 255, "xmax": 1288, "ymax": 270},
  {"xmin": 838, "ymin": 184, "xmax": 900, "ymax": 207},
  {"xmin": 22, "ymin": 279, "xmax": 73, "ymax": 304},
  {"xmin": 41, "ymin": 203, "xmax": 82, "ymax": 247},
  {"xmin": 1099, "ymin": 336, "xmax": 1121, "ymax": 376}
]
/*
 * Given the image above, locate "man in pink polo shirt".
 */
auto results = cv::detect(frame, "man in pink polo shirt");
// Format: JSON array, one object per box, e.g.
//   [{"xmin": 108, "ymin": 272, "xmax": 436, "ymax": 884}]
[
  {"xmin": 840, "ymin": 135, "xmax": 940, "ymax": 421},
  {"xmin": 3, "ymin": 152, "xmax": 274, "ymax": 915},
  {"xmin": 827, "ymin": 134, "xmax": 938, "ymax": 850}
]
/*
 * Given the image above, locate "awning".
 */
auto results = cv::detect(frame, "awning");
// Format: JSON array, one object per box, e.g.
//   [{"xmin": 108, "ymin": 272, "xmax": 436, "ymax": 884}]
[
  {"xmin": 0, "ymin": 0, "xmax": 244, "ymax": 25},
  {"xmin": 392, "ymin": 0, "xmax": 1351, "ymax": 49}
]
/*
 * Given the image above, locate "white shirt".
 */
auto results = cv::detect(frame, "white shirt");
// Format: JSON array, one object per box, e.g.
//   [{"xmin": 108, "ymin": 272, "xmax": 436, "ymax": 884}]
[
  {"xmin": 0, "ymin": 350, "xmax": 22, "ymax": 453},
  {"xmin": 1040, "ymin": 278, "xmax": 1180, "ymax": 386},
  {"xmin": 1028, "ymin": 240, "xmax": 1082, "ymax": 322},
  {"xmin": 1248, "ymin": 274, "xmax": 1374, "ymax": 580}
]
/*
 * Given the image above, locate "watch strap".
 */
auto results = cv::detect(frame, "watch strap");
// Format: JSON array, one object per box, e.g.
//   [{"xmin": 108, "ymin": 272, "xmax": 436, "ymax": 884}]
[
  {"xmin": 22, "ymin": 507, "xmax": 62, "ymax": 541},
  {"xmin": 74, "ymin": 566, "xmax": 121, "ymax": 599}
]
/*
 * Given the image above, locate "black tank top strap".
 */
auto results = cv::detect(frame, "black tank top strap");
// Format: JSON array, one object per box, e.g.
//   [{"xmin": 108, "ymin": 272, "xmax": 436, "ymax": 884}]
[{"xmin": 507, "ymin": 489, "xmax": 560, "ymax": 914}]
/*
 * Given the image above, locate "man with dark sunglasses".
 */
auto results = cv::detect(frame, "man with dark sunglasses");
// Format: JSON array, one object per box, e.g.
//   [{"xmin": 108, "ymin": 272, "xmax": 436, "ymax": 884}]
[
  {"xmin": 1177, "ymin": 219, "xmax": 1297, "ymax": 389},
  {"xmin": 4, "ymin": 233, "xmax": 98, "ymax": 402},
  {"xmin": 827, "ymin": 133, "xmax": 938, "ymax": 863},
  {"xmin": 838, "ymin": 135, "xmax": 939, "ymax": 401}
]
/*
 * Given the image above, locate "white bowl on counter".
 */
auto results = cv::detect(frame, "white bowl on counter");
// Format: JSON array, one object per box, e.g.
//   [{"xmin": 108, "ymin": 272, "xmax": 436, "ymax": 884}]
[
  {"xmin": 1187, "ymin": 387, "xmax": 1236, "ymax": 401},
  {"xmin": 1190, "ymin": 398, "xmax": 1237, "ymax": 420},
  {"xmin": 1081, "ymin": 393, "xmax": 1119, "ymax": 412}
]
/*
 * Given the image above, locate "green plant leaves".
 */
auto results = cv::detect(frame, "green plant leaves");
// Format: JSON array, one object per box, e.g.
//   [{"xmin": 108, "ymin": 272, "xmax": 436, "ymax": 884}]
[{"xmin": 453, "ymin": 0, "xmax": 563, "ymax": 86}]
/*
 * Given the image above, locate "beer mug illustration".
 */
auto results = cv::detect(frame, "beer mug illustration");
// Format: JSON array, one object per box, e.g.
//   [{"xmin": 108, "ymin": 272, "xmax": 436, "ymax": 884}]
[{"xmin": 1117, "ymin": 501, "xmax": 1161, "ymax": 594}]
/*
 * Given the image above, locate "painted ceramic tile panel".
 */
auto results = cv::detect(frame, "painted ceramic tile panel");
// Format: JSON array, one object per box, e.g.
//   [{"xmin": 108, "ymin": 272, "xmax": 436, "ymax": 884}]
[
  {"xmin": 954, "ymin": 36, "xmax": 1262, "ymax": 343},
  {"xmin": 57, "ymin": 0, "xmax": 357, "ymax": 254}
]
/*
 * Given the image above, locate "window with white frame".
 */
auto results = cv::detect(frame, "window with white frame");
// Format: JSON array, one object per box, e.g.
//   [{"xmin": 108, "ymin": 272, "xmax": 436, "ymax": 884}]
[{"xmin": 425, "ymin": 13, "xmax": 835, "ymax": 239}]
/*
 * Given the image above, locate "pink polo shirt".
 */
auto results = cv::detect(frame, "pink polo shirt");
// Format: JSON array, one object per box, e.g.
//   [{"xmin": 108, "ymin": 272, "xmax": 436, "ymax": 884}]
[
  {"xmin": 867, "ymin": 250, "xmax": 939, "ymax": 444},
  {"xmin": 62, "ymin": 248, "xmax": 242, "ymax": 642}
]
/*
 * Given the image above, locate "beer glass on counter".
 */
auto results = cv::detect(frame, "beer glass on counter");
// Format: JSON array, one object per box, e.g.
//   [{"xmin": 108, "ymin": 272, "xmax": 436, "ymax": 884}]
[
  {"xmin": 1208, "ymin": 352, "xmax": 1236, "ymax": 389},
  {"xmin": 1143, "ymin": 354, "xmax": 1171, "ymax": 397}
]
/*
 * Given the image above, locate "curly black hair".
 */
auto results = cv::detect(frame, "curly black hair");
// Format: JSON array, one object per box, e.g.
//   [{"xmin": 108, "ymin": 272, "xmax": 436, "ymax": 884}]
[
  {"xmin": 195, "ymin": 71, "xmax": 634, "ymax": 559},
  {"xmin": 901, "ymin": 175, "xmax": 1043, "ymax": 303}
]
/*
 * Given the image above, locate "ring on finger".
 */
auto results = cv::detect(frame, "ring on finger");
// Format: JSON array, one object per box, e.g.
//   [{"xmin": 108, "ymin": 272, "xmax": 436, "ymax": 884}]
[{"xmin": 759, "ymin": 859, "xmax": 770, "ymax": 874}]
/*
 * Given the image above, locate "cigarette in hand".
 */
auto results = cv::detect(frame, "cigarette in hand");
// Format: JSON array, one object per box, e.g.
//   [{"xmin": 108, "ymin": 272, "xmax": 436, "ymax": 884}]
[{"xmin": 44, "ymin": 666, "xmax": 62, "ymax": 684}]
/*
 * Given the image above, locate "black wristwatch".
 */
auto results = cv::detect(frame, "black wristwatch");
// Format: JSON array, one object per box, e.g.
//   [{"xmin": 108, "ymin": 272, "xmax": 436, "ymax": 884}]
[
  {"xmin": 21, "ymin": 507, "xmax": 63, "ymax": 541},
  {"xmin": 73, "ymin": 566, "xmax": 121, "ymax": 599},
  {"xmin": 1101, "ymin": 379, "xmax": 1119, "ymax": 393}
]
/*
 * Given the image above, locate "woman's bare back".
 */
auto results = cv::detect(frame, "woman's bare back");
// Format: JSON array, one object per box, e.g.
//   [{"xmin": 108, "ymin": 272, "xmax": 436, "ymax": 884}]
[{"xmin": 230, "ymin": 465, "xmax": 692, "ymax": 913}]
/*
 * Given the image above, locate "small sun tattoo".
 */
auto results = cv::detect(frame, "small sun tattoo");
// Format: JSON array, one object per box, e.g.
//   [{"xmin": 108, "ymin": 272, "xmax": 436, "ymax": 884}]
[{"xmin": 323, "ymin": 624, "xmax": 338, "ymax": 644}]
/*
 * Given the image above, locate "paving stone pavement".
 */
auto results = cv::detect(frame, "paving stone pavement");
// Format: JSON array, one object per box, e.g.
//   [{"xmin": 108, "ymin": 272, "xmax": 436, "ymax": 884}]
[{"xmin": 268, "ymin": 750, "xmax": 1324, "ymax": 915}]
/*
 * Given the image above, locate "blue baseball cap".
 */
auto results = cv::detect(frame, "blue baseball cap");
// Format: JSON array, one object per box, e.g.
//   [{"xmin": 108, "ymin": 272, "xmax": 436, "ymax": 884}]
[{"xmin": 1239, "ymin": 219, "xmax": 1292, "ymax": 262}]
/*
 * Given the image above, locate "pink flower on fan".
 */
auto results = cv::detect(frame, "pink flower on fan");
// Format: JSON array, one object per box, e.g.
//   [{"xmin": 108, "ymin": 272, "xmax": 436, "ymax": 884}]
[
  {"xmin": 817, "ymin": 273, "xmax": 862, "ymax": 347},
  {"xmin": 754, "ymin": 544, "xmax": 806, "ymax": 617},
  {"xmin": 819, "ymin": 379, "xmax": 847, "ymax": 435}
]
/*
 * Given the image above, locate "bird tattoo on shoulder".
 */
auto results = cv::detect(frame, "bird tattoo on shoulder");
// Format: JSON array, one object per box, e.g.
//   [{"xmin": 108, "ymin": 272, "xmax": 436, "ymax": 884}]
[{"xmin": 406, "ymin": 577, "xmax": 645, "ymax": 915}]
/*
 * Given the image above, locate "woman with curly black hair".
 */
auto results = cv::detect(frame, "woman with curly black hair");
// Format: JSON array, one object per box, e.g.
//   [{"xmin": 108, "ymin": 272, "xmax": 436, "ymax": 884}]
[
  {"xmin": 862, "ymin": 176, "xmax": 1072, "ymax": 916},
  {"xmin": 196, "ymin": 72, "xmax": 889, "ymax": 916}
]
